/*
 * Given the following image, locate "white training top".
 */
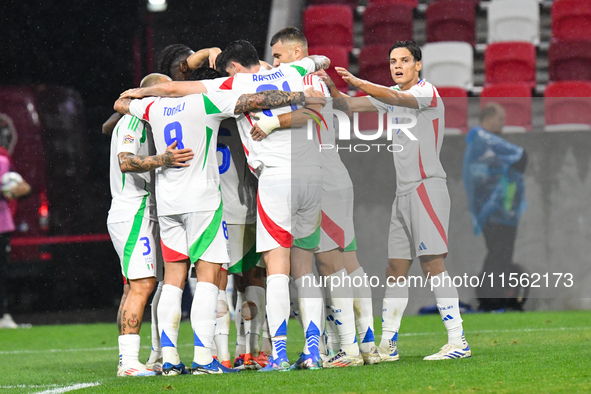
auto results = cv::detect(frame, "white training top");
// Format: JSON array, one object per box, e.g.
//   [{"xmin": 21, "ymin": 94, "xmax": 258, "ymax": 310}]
[
  {"xmin": 368, "ymin": 79, "xmax": 446, "ymax": 196},
  {"xmin": 129, "ymin": 91, "xmax": 239, "ymax": 215},
  {"xmin": 107, "ymin": 114, "xmax": 156, "ymax": 224},
  {"xmin": 303, "ymin": 74, "xmax": 353, "ymax": 191},
  {"xmin": 201, "ymin": 58, "xmax": 320, "ymax": 173}
]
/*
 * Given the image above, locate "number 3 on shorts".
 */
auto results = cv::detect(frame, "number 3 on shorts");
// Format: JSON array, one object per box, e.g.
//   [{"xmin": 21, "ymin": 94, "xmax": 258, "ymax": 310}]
[
  {"xmin": 139, "ymin": 237, "xmax": 151, "ymax": 256},
  {"xmin": 222, "ymin": 221, "xmax": 228, "ymax": 240}
]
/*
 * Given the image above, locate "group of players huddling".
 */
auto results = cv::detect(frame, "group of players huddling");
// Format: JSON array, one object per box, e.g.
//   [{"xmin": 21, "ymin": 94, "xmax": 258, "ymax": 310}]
[{"xmin": 106, "ymin": 26, "xmax": 470, "ymax": 377}]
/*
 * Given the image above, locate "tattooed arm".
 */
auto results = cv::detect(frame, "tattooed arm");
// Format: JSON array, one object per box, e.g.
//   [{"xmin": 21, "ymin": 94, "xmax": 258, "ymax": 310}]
[
  {"xmin": 234, "ymin": 90, "xmax": 307, "ymax": 114},
  {"xmin": 118, "ymin": 141, "xmax": 194, "ymax": 173},
  {"xmin": 306, "ymin": 55, "xmax": 331, "ymax": 71},
  {"xmin": 114, "ymin": 98, "xmax": 133, "ymax": 115}
]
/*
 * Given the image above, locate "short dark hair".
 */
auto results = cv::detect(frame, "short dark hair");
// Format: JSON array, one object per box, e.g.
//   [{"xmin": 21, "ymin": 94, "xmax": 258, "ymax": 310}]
[
  {"xmin": 480, "ymin": 102, "xmax": 504, "ymax": 123},
  {"xmin": 156, "ymin": 44, "xmax": 193, "ymax": 76},
  {"xmin": 188, "ymin": 67, "xmax": 221, "ymax": 81},
  {"xmin": 270, "ymin": 27, "xmax": 308, "ymax": 48},
  {"xmin": 215, "ymin": 40, "xmax": 259, "ymax": 76},
  {"xmin": 215, "ymin": 40, "xmax": 260, "ymax": 77},
  {"xmin": 388, "ymin": 41, "xmax": 422, "ymax": 62}
]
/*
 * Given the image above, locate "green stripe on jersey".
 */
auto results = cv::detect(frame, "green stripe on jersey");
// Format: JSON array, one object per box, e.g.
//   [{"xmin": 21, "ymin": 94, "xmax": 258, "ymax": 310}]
[
  {"xmin": 203, "ymin": 126, "xmax": 213, "ymax": 170},
  {"xmin": 293, "ymin": 225, "xmax": 320, "ymax": 250},
  {"xmin": 139, "ymin": 122, "xmax": 146, "ymax": 143},
  {"xmin": 203, "ymin": 94, "xmax": 221, "ymax": 115},
  {"xmin": 121, "ymin": 173, "xmax": 125, "ymax": 192},
  {"xmin": 344, "ymin": 236, "xmax": 357, "ymax": 252},
  {"xmin": 290, "ymin": 65, "xmax": 307, "ymax": 77},
  {"xmin": 122, "ymin": 194, "xmax": 148, "ymax": 279},
  {"xmin": 189, "ymin": 200, "xmax": 224, "ymax": 263},
  {"xmin": 228, "ymin": 243, "xmax": 261, "ymax": 274}
]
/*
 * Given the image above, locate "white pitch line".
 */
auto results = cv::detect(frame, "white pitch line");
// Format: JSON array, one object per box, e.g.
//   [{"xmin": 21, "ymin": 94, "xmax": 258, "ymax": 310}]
[
  {"xmin": 1, "ymin": 326, "xmax": 588, "ymax": 356},
  {"xmin": 35, "ymin": 382, "xmax": 100, "ymax": 394},
  {"xmin": 0, "ymin": 384, "xmax": 59, "ymax": 389}
]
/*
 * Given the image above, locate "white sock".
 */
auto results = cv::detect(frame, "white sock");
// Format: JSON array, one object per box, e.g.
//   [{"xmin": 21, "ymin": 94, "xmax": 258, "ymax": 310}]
[
  {"xmin": 326, "ymin": 269, "xmax": 358, "ymax": 356},
  {"xmin": 261, "ymin": 316, "xmax": 272, "ymax": 355},
  {"xmin": 147, "ymin": 281, "xmax": 163, "ymax": 363},
  {"xmin": 119, "ymin": 334, "xmax": 141, "ymax": 366},
  {"xmin": 323, "ymin": 292, "xmax": 340, "ymax": 353},
  {"xmin": 380, "ymin": 279, "xmax": 408, "ymax": 348},
  {"xmin": 350, "ymin": 267, "xmax": 376, "ymax": 352},
  {"xmin": 432, "ymin": 271, "xmax": 465, "ymax": 347},
  {"xmin": 191, "ymin": 281, "xmax": 219, "ymax": 365},
  {"xmin": 214, "ymin": 289, "xmax": 230, "ymax": 362},
  {"xmin": 295, "ymin": 273, "xmax": 323, "ymax": 356},
  {"xmin": 245, "ymin": 285, "xmax": 265, "ymax": 355},
  {"xmin": 235, "ymin": 290, "xmax": 246, "ymax": 356},
  {"xmin": 266, "ymin": 274, "xmax": 290, "ymax": 361},
  {"xmin": 158, "ymin": 284, "xmax": 183, "ymax": 365}
]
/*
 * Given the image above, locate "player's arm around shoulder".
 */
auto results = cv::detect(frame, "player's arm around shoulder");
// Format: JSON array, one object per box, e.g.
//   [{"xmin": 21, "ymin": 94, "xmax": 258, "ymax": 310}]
[{"xmin": 118, "ymin": 141, "xmax": 194, "ymax": 173}]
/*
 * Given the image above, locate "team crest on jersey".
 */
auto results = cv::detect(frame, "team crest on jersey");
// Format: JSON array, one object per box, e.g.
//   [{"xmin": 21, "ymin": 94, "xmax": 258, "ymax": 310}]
[{"xmin": 123, "ymin": 135, "xmax": 135, "ymax": 144}]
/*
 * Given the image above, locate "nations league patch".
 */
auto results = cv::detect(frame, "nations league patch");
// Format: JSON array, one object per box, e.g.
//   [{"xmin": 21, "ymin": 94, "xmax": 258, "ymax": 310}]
[{"xmin": 123, "ymin": 135, "xmax": 135, "ymax": 144}]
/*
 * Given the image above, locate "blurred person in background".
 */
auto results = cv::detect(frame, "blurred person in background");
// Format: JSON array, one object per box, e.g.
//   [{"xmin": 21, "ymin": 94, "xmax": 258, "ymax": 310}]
[
  {"xmin": 0, "ymin": 114, "xmax": 31, "ymax": 329},
  {"xmin": 463, "ymin": 102, "xmax": 528, "ymax": 311}
]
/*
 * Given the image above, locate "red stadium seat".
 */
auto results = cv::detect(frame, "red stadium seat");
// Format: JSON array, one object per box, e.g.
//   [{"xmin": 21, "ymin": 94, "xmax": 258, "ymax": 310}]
[
  {"xmin": 437, "ymin": 87, "xmax": 469, "ymax": 134},
  {"xmin": 367, "ymin": 0, "xmax": 418, "ymax": 8},
  {"xmin": 548, "ymin": 39, "xmax": 591, "ymax": 82},
  {"xmin": 551, "ymin": 0, "xmax": 591, "ymax": 41},
  {"xmin": 544, "ymin": 81, "xmax": 591, "ymax": 131},
  {"xmin": 426, "ymin": 0, "xmax": 477, "ymax": 46},
  {"xmin": 484, "ymin": 42, "xmax": 537, "ymax": 88},
  {"xmin": 308, "ymin": 0, "xmax": 359, "ymax": 9},
  {"xmin": 308, "ymin": 46, "xmax": 350, "ymax": 92},
  {"xmin": 303, "ymin": 5, "xmax": 354, "ymax": 50},
  {"xmin": 358, "ymin": 45, "xmax": 393, "ymax": 87},
  {"xmin": 480, "ymin": 83, "xmax": 533, "ymax": 132},
  {"xmin": 363, "ymin": 2, "xmax": 414, "ymax": 45}
]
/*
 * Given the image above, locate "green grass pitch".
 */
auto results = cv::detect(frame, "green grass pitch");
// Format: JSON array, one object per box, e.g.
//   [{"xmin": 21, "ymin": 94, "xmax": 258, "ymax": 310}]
[{"xmin": 0, "ymin": 311, "xmax": 590, "ymax": 393}]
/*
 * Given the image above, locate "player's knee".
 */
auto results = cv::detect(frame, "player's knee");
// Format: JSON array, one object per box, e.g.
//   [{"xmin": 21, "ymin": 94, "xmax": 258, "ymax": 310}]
[
  {"xmin": 241, "ymin": 300, "xmax": 258, "ymax": 321},
  {"xmin": 130, "ymin": 277, "xmax": 157, "ymax": 298},
  {"xmin": 217, "ymin": 298, "xmax": 229, "ymax": 318}
]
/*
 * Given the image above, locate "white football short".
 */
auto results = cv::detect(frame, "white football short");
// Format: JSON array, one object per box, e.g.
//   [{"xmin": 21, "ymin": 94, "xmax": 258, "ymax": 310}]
[
  {"xmin": 388, "ymin": 178, "xmax": 450, "ymax": 260},
  {"xmin": 159, "ymin": 203, "xmax": 230, "ymax": 264},
  {"xmin": 256, "ymin": 166, "xmax": 323, "ymax": 253},
  {"xmin": 227, "ymin": 223, "xmax": 265, "ymax": 275},
  {"xmin": 317, "ymin": 187, "xmax": 357, "ymax": 253},
  {"xmin": 108, "ymin": 216, "xmax": 163, "ymax": 281}
]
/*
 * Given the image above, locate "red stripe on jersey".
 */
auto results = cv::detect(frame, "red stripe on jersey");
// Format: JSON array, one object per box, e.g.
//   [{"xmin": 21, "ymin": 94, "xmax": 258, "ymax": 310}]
[
  {"xmin": 321, "ymin": 211, "xmax": 345, "ymax": 249},
  {"xmin": 242, "ymin": 143, "xmax": 250, "ymax": 157},
  {"xmin": 220, "ymin": 77, "xmax": 234, "ymax": 90},
  {"xmin": 418, "ymin": 146, "xmax": 427, "ymax": 179},
  {"xmin": 429, "ymin": 86, "xmax": 437, "ymax": 108},
  {"xmin": 416, "ymin": 183, "xmax": 448, "ymax": 246},
  {"xmin": 433, "ymin": 118, "xmax": 439, "ymax": 151},
  {"xmin": 257, "ymin": 193, "xmax": 293, "ymax": 248},
  {"xmin": 122, "ymin": 275, "xmax": 128, "ymax": 285},
  {"xmin": 161, "ymin": 240, "xmax": 189, "ymax": 262},
  {"xmin": 142, "ymin": 100, "xmax": 155, "ymax": 121},
  {"xmin": 244, "ymin": 112, "xmax": 254, "ymax": 127}
]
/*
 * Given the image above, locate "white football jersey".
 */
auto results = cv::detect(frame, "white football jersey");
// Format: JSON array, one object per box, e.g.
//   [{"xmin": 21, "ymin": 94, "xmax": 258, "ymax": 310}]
[
  {"xmin": 369, "ymin": 79, "xmax": 446, "ymax": 195},
  {"xmin": 107, "ymin": 114, "xmax": 156, "ymax": 224},
  {"xmin": 202, "ymin": 58, "xmax": 320, "ymax": 173},
  {"xmin": 303, "ymin": 74, "xmax": 353, "ymax": 191},
  {"xmin": 129, "ymin": 91, "xmax": 239, "ymax": 215}
]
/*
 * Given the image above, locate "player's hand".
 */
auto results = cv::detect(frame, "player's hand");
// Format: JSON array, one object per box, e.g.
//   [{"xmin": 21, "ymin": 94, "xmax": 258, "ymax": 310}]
[
  {"xmin": 312, "ymin": 69, "xmax": 328, "ymax": 79},
  {"xmin": 335, "ymin": 67, "xmax": 363, "ymax": 88},
  {"xmin": 120, "ymin": 88, "xmax": 146, "ymax": 99},
  {"xmin": 304, "ymin": 87, "xmax": 326, "ymax": 107},
  {"xmin": 208, "ymin": 48, "xmax": 221, "ymax": 68},
  {"xmin": 259, "ymin": 60, "xmax": 273, "ymax": 70},
  {"xmin": 163, "ymin": 140, "xmax": 194, "ymax": 167},
  {"xmin": 250, "ymin": 113, "xmax": 280, "ymax": 141}
]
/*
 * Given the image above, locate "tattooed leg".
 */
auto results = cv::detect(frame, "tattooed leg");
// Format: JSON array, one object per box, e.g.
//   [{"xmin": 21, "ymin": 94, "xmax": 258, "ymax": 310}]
[
  {"xmin": 120, "ymin": 277, "xmax": 157, "ymax": 335},
  {"xmin": 117, "ymin": 284, "xmax": 130, "ymax": 335}
]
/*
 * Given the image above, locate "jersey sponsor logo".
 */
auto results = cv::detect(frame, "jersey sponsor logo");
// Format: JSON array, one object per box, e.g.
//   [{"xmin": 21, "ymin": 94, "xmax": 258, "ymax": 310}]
[
  {"xmin": 252, "ymin": 69, "xmax": 285, "ymax": 82},
  {"xmin": 163, "ymin": 102, "xmax": 186, "ymax": 117},
  {"xmin": 123, "ymin": 134, "xmax": 135, "ymax": 144}
]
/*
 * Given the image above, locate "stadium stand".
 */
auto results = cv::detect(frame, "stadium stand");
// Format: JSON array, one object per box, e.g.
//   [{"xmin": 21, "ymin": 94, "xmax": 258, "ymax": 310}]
[
  {"xmin": 551, "ymin": 0, "xmax": 591, "ymax": 41},
  {"xmin": 548, "ymin": 39, "xmax": 591, "ymax": 82},
  {"xmin": 484, "ymin": 42, "xmax": 537, "ymax": 88},
  {"xmin": 303, "ymin": 5, "xmax": 354, "ymax": 50},
  {"xmin": 309, "ymin": 45, "xmax": 351, "ymax": 92},
  {"xmin": 368, "ymin": 0, "xmax": 418, "ymax": 8},
  {"xmin": 307, "ymin": 0, "xmax": 359, "ymax": 8},
  {"xmin": 437, "ymin": 87, "xmax": 469, "ymax": 134},
  {"xmin": 544, "ymin": 81, "xmax": 591, "ymax": 131},
  {"xmin": 481, "ymin": 83, "xmax": 533, "ymax": 132},
  {"xmin": 421, "ymin": 42, "xmax": 474, "ymax": 90},
  {"xmin": 487, "ymin": 0, "xmax": 540, "ymax": 45},
  {"xmin": 425, "ymin": 0, "xmax": 477, "ymax": 46},
  {"xmin": 358, "ymin": 44, "xmax": 394, "ymax": 87},
  {"xmin": 363, "ymin": 2, "xmax": 414, "ymax": 45}
]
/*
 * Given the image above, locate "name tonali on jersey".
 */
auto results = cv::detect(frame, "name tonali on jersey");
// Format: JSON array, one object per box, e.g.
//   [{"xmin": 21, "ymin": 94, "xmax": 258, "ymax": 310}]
[{"xmin": 201, "ymin": 59, "xmax": 320, "ymax": 173}]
